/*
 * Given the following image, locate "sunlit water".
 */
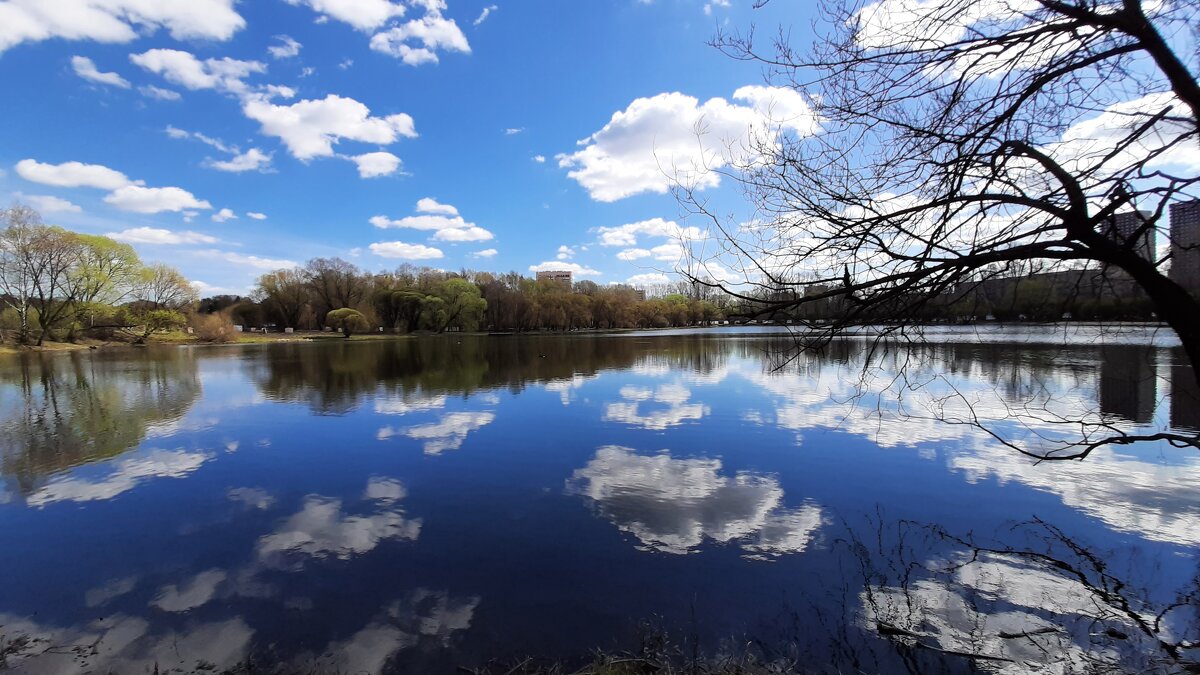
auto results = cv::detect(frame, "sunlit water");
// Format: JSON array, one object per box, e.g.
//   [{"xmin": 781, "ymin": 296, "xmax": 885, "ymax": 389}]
[{"xmin": 0, "ymin": 327, "xmax": 1197, "ymax": 674}]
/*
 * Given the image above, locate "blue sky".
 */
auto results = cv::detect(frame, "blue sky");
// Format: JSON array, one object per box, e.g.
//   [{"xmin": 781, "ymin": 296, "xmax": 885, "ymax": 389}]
[{"xmin": 0, "ymin": 0, "xmax": 815, "ymax": 296}]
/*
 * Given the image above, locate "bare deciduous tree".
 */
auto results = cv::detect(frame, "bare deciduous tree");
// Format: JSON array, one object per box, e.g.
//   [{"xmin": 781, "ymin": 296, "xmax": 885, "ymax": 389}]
[{"xmin": 685, "ymin": 0, "xmax": 1200, "ymax": 457}]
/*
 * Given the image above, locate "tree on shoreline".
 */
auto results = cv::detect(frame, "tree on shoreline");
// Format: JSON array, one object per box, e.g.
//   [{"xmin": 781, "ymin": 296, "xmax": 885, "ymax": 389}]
[
  {"xmin": 681, "ymin": 0, "xmax": 1199, "ymax": 458},
  {"xmin": 0, "ymin": 204, "xmax": 197, "ymax": 345}
]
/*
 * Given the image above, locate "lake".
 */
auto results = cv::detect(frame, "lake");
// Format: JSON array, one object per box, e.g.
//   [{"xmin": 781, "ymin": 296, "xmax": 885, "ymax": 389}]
[{"xmin": 0, "ymin": 327, "xmax": 1197, "ymax": 674}]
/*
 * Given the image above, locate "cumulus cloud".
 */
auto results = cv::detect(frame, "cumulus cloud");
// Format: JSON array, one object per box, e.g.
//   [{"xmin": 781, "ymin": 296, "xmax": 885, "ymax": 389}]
[
  {"xmin": 416, "ymin": 197, "xmax": 458, "ymax": 215},
  {"xmin": 15, "ymin": 159, "xmax": 209, "ymax": 214},
  {"xmin": 211, "ymin": 208, "xmax": 237, "ymax": 222},
  {"xmin": 532, "ymin": 154, "xmax": 546, "ymax": 163},
  {"xmin": 257, "ymin": 493, "xmax": 421, "ymax": 567},
  {"xmin": 603, "ymin": 384, "xmax": 709, "ymax": 430},
  {"xmin": 370, "ymin": 201, "xmax": 494, "ymax": 242},
  {"xmin": 207, "ymin": 148, "xmax": 273, "ymax": 172},
  {"xmin": 14, "ymin": 193, "xmax": 81, "ymax": 213},
  {"xmin": 268, "ymin": 34, "xmax": 302, "ymax": 59},
  {"xmin": 0, "ymin": 0, "xmax": 245, "ymax": 53},
  {"xmin": 71, "ymin": 55, "xmax": 129, "ymax": 88},
  {"xmin": 243, "ymin": 94, "xmax": 416, "ymax": 160},
  {"xmin": 246, "ymin": 211, "xmax": 268, "ymax": 220},
  {"xmin": 369, "ymin": 12, "xmax": 470, "ymax": 66},
  {"xmin": 283, "ymin": 0, "xmax": 407, "ymax": 31},
  {"xmin": 104, "ymin": 185, "xmax": 211, "ymax": 214},
  {"xmin": 617, "ymin": 248, "xmax": 651, "ymax": 261},
  {"xmin": 596, "ymin": 217, "xmax": 700, "ymax": 247},
  {"xmin": 528, "ymin": 261, "xmax": 600, "ymax": 277},
  {"xmin": 15, "ymin": 159, "xmax": 130, "ymax": 190},
  {"xmin": 472, "ymin": 248, "xmax": 497, "ymax": 258},
  {"xmin": 627, "ymin": 272, "xmax": 671, "ymax": 286},
  {"xmin": 396, "ymin": 412, "xmax": 496, "ymax": 455},
  {"xmin": 567, "ymin": 446, "xmax": 824, "ymax": 556},
  {"xmin": 349, "ymin": 151, "xmax": 402, "ymax": 178},
  {"xmin": 130, "ymin": 49, "xmax": 265, "ymax": 96},
  {"xmin": 556, "ymin": 245, "xmax": 575, "ymax": 260},
  {"xmin": 369, "ymin": 241, "xmax": 445, "ymax": 260},
  {"xmin": 106, "ymin": 227, "xmax": 219, "ymax": 245},
  {"xmin": 559, "ymin": 86, "xmax": 820, "ymax": 201}
]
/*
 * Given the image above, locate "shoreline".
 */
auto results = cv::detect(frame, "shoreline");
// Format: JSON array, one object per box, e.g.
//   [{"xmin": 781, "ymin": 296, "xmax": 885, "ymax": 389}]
[{"xmin": 0, "ymin": 320, "xmax": 1180, "ymax": 357}]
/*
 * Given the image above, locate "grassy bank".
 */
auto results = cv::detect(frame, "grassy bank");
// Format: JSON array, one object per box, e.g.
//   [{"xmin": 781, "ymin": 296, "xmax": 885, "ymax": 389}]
[{"xmin": 0, "ymin": 330, "xmax": 421, "ymax": 356}]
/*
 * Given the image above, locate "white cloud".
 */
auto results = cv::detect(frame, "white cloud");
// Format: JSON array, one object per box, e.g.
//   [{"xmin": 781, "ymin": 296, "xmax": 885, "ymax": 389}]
[
  {"xmin": 556, "ymin": 245, "xmax": 575, "ymax": 260},
  {"xmin": 197, "ymin": 250, "xmax": 299, "ymax": 270},
  {"xmin": 472, "ymin": 248, "xmax": 497, "ymax": 258},
  {"xmin": 139, "ymin": 85, "xmax": 181, "ymax": 101},
  {"xmin": 17, "ymin": 158, "xmax": 208, "ymax": 214},
  {"xmin": 166, "ymin": 125, "xmax": 232, "ymax": 152},
  {"xmin": 104, "ymin": 185, "xmax": 211, "ymax": 214},
  {"xmin": 559, "ymin": 86, "xmax": 820, "ymax": 201},
  {"xmin": 703, "ymin": 0, "xmax": 730, "ymax": 15},
  {"xmin": 130, "ymin": 48, "xmax": 265, "ymax": 96},
  {"xmin": 369, "ymin": 13, "xmax": 470, "ymax": 66},
  {"xmin": 474, "ymin": 5, "xmax": 497, "ymax": 25},
  {"xmin": 349, "ymin": 151, "xmax": 402, "ymax": 178},
  {"xmin": 257, "ymin": 493, "xmax": 421, "ymax": 566},
  {"xmin": 242, "ymin": 94, "xmax": 416, "ymax": 160},
  {"xmin": 532, "ymin": 154, "xmax": 546, "ymax": 163},
  {"xmin": 370, "ymin": 206, "xmax": 494, "ymax": 242},
  {"xmin": 650, "ymin": 242, "xmax": 683, "ymax": 262},
  {"xmin": 528, "ymin": 261, "xmax": 600, "ymax": 276},
  {"xmin": 14, "ymin": 193, "xmax": 81, "ymax": 213},
  {"xmin": 433, "ymin": 226, "xmax": 492, "ymax": 242},
  {"xmin": 268, "ymin": 34, "xmax": 302, "ymax": 59},
  {"xmin": 246, "ymin": 211, "xmax": 268, "ymax": 220},
  {"xmin": 596, "ymin": 217, "xmax": 700, "ymax": 247},
  {"xmin": 416, "ymin": 197, "xmax": 458, "ymax": 215},
  {"xmin": 152, "ymin": 569, "xmax": 227, "ymax": 612},
  {"xmin": 627, "ymin": 272, "xmax": 670, "ymax": 286},
  {"xmin": 71, "ymin": 55, "xmax": 129, "ymax": 88},
  {"xmin": 567, "ymin": 446, "xmax": 823, "ymax": 556},
  {"xmin": 603, "ymin": 384, "xmax": 709, "ymax": 430},
  {"xmin": 27, "ymin": 449, "xmax": 210, "ymax": 506},
  {"xmin": 283, "ymin": 0, "xmax": 407, "ymax": 31},
  {"xmin": 399, "ymin": 411, "xmax": 495, "ymax": 455},
  {"xmin": 504, "ymin": 127, "xmax": 523, "ymax": 135},
  {"xmin": 369, "ymin": 241, "xmax": 445, "ymax": 260},
  {"xmin": 206, "ymin": 148, "xmax": 273, "ymax": 172},
  {"xmin": 106, "ymin": 227, "xmax": 219, "ymax": 245},
  {"xmin": 0, "ymin": 0, "xmax": 245, "ymax": 53},
  {"xmin": 211, "ymin": 207, "xmax": 237, "ymax": 222},
  {"xmin": 15, "ymin": 158, "xmax": 130, "ymax": 189},
  {"xmin": 617, "ymin": 248, "xmax": 651, "ymax": 261}
]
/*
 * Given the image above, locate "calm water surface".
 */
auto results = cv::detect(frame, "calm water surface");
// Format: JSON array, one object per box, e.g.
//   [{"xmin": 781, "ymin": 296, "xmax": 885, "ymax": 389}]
[{"xmin": 0, "ymin": 327, "xmax": 1197, "ymax": 673}]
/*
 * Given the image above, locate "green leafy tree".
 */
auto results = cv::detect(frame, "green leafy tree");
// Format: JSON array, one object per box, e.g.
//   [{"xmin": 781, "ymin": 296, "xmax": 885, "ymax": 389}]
[
  {"xmin": 432, "ymin": 278, "xmax": 487, "ymax": 332},
  {"xmin": 326, "ymin": 308, "xmax": 370, "ymax": 337}
]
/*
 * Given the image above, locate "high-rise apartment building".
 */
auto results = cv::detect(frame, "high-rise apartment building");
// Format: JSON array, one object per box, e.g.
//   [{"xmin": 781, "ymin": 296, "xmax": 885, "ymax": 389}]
[
  {"xmin": 1170, "ymin": 199, "xmax": 1200, "ymax": 291},
  {"xmin": 1102, "ymin": 210, "xmax": 1155, "ymax": 263}
]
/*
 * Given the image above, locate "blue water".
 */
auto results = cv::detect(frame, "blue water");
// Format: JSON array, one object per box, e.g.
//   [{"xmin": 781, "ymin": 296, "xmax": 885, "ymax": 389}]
[{"xmin": 0, "ymin": 330, "xmax": 1196, "ymax": 673}]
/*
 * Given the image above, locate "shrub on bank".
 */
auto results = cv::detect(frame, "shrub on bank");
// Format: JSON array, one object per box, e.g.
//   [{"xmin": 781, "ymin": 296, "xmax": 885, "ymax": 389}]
[{"xmin": 191, "ymin": 312, "xmax": 237, "ymax": 343}]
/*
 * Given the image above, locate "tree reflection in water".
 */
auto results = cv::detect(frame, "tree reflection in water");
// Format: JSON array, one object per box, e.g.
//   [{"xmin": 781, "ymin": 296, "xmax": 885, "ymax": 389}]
[
  {"xmin": 831, "ymin": 518, "xmax": 1200, "ymax": 674},
  {"xmin": 0, "ymin": 349, "xmax": 200, "ymax": 496}
]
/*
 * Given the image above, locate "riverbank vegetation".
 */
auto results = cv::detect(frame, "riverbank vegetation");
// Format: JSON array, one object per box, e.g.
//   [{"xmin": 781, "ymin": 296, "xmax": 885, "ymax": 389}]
[{"xmin": 0, "ymin": 205, "xmax": 196, "ymax": 349}]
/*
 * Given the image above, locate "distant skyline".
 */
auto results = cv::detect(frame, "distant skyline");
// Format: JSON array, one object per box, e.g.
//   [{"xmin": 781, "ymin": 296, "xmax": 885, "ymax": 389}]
[{"xmin": 0, "ymin": 0, "xmax": 814, "ymax": 296}]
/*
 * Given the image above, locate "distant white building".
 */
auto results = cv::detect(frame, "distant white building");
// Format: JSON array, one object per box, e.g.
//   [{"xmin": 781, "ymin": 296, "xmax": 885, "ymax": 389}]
[{"xmin": 536, "ymin": 270, "xmax": 573, "ymax": 287}]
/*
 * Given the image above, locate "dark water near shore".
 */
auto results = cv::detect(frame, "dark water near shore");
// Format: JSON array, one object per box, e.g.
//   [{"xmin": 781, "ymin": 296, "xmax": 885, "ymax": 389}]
[{"xmin": 0, "ymin": 327, "xmax": 1197, "ymax": 673}]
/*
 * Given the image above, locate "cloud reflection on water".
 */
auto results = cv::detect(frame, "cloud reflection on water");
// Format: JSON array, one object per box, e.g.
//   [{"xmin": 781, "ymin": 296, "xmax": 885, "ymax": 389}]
[{"xmin": 568, "ymin": 445, "xmax": 824, "ymax": 557}]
